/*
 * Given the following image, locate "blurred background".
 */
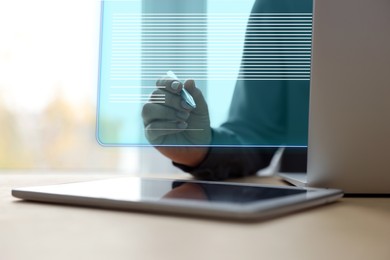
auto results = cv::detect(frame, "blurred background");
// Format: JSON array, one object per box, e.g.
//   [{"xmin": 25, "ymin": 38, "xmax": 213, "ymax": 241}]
[
  {"xmin": 0, "ymin": 0, "xmax": 253, "ymax": 174},
  {"xmin": 0, "ymin": 0, "xmax": 180, "ymax": 174}
]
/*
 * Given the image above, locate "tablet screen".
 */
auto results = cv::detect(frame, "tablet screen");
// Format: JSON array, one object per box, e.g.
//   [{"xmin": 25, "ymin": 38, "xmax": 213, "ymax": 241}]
[
  {"xmin": 165, "ymin": 181, "xmax": 305, "ymax": 203},
  {"xmin": 16, "ymin": 177, "xmax": 307, "ymax": 204}
]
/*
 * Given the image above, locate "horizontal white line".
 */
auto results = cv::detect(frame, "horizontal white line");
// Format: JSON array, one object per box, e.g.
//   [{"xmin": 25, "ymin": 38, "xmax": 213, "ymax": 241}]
[
  {"xmin": 110, "ymin": 73, "xmax": 309, "ymax": 77},
  {"xmin": 110, "ymin": 67, "xmax": 310, "ymax": 69},
  {"xmin": 112, "ymin": 51, "xmax": 311, "ymax": 54},
  {"xmin": 112, "ymin": 13, "xmax": 312, "ymax": 15},
  {"xmin": 132, "ymin": 21, "xmax": 312, "ymax": 24},
  {"xmin": 112, "ymin": 12, "xmax": 311, "ymax": 15},
  {"xmin": 110, "ymin": 97, "xmax": 165, "ymax": 99},
  {"xmin": 113, "ymin": 39, "xmax": 311, "ymax": 41},
  {"xmin": 112, "ymin": 55, "xmax": 311, "ymax": 57},
  {"xmin": 110, "ymin": 67, "xmax": 309, "ymax": 69},
  {"xmin": 113, "ymin": 15, "xmax": 312, "ymax": 16},
  {"xmin": 113, "ymin": 46, "xmax": 312, "ymax": 48},
  {"xmin": 110, "ymin": 75, "xmax": 311, "ymax": 79},
  {"xmin": 112, "ymin": 20, "xmax": 312, "ymax": 23},
  {"xmin": 112, "ymin": 44, "xmax": 310, "ymax": 47},
  {"xmin": 113, "ymin": 20, "xmax": 312, "ymax": 23},
  {"xmin": 110, "ymin": 70, "xmax": 310, "ymax": 73},
  {"xmin": 112, "ymin": 13, "xmax": 313, "ymax": 17},
  {"xmin": 112, "ymin": 52, "xmax": 311, "ymax": 55},
  {"xmin": 112, "ymin": 18, "xmax": 313, "ymax": 20},
  {"xmin": 110, "ymin": 94, "xmax": 165, "ymax": 96},
  {"xmin": 111, "ymin": 58, "xmax": 311, "ymax": 60},
  {"xmin": 112, "ymin": 49, "xmax": 311, "ymax": 52},
  {"xmin": 110, "ymin": 75, "xmax": 310, "ymax": 79},
  {"xmin": 111, "ymin": 39, "xmax": 309, "ymax": 42},
  {"xmin": 113, "ymin": 22, "xmax": 311, "ymax": 25},
  {"xmin": 113, "ymin": 16, "xmax": 312, "ymax": 19},
  {"xmin": 111, "ymin": 65, "xmax": 310, "ymax": 68},
  {"xmin": 110, "ymin": 78, "xmax": 311, "ymax": 80},
  {"xmin": 110, "ymin": 100, "xmax": 167, "ymax": 103},
  {"xmin": 110, "ymin": 58, "xmax": 308, "ymax": 61},
  {"xmin": 112, "ymin": 33, "xmax": 311, "ymax": 36},
  {"xmin": 112, "ymin": 27, "xmax": 311, "ymax": 32},
  {"xmin": 109, "ymin": 96, "xmax": 165, "ymax": 98},
  {"xmin": 110, "ymin": 75, "xmax": 311, "ymax": 77},
  {"xmin": 113, "ymin": 38, "xmax": 311, "ymax": 40},
  {"xmin": 110, "ymin": 73, "xmax": 311, "ymax": 77},
  {"xmin": 112, "ymin": 38, "xmax": 311, "ymax": 40},
  {"xmin": 113, "ymin": 14, "xmax": 311, "ymax": 15},
  {"xmin": 111, "ymin": 60, "xmax": 310, "ymax": 63},
  {"xmin": 113, "ymin": 35, "xmax": 312, "ymax": 39},
  {"xmin": 109, "ymin": 101, "xmax": 166, "ymax": 104},
  {"xmin": 113, "ymin": 29, "xmax": 312, "ymax": 32},
  {"xmin": 112, "ymin": 43, "xmax": 311, "ymax": 45},
  {"xmin": 112, "ymin": 49, "xmax": 309, "ymax": 51},
  {"xmin": 110, "ymin": 63, "xmax": 311, "ymax": 66},
  {"xmin": 114, "ymin": 40, "xmax": 312, "ymax": 42},
  {"xmin": 112, "ymin": 46, "xmax": 310, "ymax": 48},
  {"xmin": 108, "ymin": 68, "xmax": 305, "ymax": 71},
  {"xmin": 113, "ymin": 25, "xmax": 312, "ymax": 28},
  {"xmin": 109, "ymin": 80, "xmax": 311, "ymax": 82},
  {"xmin": 115, "ymin": 28, "xmax": 311, "ymax": 31},
  {"xmin": 109, "ymin": 98, "xmax": 166, "ymax": 101},
  {"xmin": 109, "ymin": 73, "xmax": 310, "ymax": 75},
  {"xmin": 144, "ymin": 129, "xmax": 205, "ymax": 131},
  {"xmin": 112, "ymin": 12, "xmax": 312, "ymax": 15},
  {"xmin": 110, "ymin": 86, "xmax": 165, "ymax": 89},
  {"xmin": 110, "ymin": 65, "xmax": 310, "ymax": 67}
]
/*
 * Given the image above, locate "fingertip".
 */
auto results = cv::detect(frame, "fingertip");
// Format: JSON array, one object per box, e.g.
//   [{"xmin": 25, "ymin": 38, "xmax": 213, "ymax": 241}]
[
  {"xmin": 156, "ymin": 77, "xmax": 183, "ymax": 94},
  {"xmin": 176, "ymin": 121, "xmax": 188, "ymax": 129},
  {"xmin": 183, "ymin": 79, "xmax": 196, "ymax": 92},
  {"xmin": 170, "ymin": 81, "xmax": 182, "ymax": 92},
  {"xmin": 155, "ymin": 78, "xmax": 165, "ymax": 87},
  {"xmin": 176, "ymin": 110, "xmax": 190, "ymax": 120}
]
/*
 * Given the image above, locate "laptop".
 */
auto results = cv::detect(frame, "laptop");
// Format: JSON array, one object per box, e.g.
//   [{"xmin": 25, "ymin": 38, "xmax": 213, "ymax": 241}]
[{"xmin": 280, "ymin": 0, "xmax": 390, "ymax": 194}]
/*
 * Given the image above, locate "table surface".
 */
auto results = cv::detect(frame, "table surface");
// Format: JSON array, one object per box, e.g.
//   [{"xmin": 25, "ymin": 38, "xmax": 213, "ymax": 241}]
[{"xmin": 1, "ymin": 171, "xmax": 389, "ymax": 260}]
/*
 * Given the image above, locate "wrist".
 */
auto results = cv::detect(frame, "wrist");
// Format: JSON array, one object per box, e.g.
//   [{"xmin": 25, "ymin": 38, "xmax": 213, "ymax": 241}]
[{"xmin": 158, "ymin": 146, "xmax": 209, "ymax": 167}]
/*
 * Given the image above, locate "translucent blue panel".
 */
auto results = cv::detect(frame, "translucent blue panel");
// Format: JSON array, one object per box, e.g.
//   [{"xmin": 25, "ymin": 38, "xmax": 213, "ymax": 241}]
[{"xmin": 97, "ymin": 0, "xmax": 312, "ymax": 147}]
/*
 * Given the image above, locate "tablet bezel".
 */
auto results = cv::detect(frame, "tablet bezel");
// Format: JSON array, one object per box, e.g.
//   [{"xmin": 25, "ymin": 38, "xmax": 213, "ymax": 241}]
[{"xmin": 12, "ymin": 177, "xmax": 343, "ymax": 221}]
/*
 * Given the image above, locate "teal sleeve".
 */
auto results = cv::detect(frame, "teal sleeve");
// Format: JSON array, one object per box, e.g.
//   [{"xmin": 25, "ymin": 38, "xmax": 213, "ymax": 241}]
[{"xmin": 175, "ymin": 0, "xmax": 312, "ymax": 179}]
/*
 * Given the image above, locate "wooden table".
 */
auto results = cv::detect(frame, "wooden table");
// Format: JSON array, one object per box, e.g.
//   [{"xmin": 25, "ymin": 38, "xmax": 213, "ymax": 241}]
[{"xmin": 1, "ymin": 172, "xmax": 389, "ymax": 260}]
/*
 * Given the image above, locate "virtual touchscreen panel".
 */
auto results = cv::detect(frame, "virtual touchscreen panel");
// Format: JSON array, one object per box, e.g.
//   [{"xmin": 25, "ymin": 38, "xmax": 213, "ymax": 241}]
[{"xmin": 97, "ymin": 0, "xmax": 312, "ymax": 146}]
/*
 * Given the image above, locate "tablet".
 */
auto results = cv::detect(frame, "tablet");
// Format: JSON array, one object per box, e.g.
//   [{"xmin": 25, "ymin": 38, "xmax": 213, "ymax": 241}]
[{"xmin": 12, "ymin": 177, "xmax": 342, "ymax": 221}]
